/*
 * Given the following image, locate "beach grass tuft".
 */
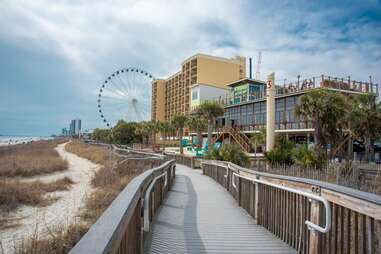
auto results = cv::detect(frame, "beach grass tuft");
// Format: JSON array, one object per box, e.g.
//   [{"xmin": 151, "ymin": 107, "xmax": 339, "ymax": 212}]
[
  {"xmin": 0, "ymin": 177, "xmax": 75, "ymax": 213},
  {"xmin": 0, "ymin": 139, "xmax": 68, "ymax": 177}
]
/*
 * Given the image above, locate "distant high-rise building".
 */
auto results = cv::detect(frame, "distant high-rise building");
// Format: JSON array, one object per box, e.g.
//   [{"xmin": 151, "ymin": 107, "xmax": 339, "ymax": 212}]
[
  {"xmin": 61, "ymin": 128, "xmax": 68, "ymax": 136},
  {"xmin": 69, "ymin": 118, "xmax": 82, "ymax": 136}
]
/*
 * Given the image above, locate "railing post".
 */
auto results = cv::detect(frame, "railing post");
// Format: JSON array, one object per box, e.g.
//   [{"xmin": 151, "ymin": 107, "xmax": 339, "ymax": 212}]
[
  {"xmin": 309, "ymin": 200, "xmax": 322, "ymax": 254},
  {"xmin": 249, "ymin": 181, "xmax": 255, "ymax": 216},
  {"xmin": 238, "ymin": 177, "xmax": 242, "ymax": 206},
  {"xmin": 226, "ymin": 167, "xmax": 230, "ymax": 190},
  {"xmin": 254, "ymin": 182, "xmax": 259, "ymax": 224},
  {"xmin": 139, "ymin": 197, "xmax": 144, "ymax": 254}
]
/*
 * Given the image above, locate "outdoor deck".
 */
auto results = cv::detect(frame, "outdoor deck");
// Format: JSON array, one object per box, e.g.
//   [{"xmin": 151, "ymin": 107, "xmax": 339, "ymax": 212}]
[{"xmin": 144, "ymin": 164, "xmax": 296, "ymax": 254}]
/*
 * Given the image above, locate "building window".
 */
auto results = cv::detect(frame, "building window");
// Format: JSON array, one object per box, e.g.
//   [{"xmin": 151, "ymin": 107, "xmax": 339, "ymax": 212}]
[{"xmin": 192, "ymin": 90, "xmax": 198, "ymax": 100}]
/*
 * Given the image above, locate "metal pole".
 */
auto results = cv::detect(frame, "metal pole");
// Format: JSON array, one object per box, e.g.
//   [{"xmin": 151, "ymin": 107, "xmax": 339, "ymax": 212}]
[
  {"xmin": 109, "ymin": 144, "xmax": 113, "ymax": 169},
  {"xmin": 297, "ymin": 75, "xmax": 300, "ymax": 90},
  {"xmin": 109, "ymin": 127, "xmax": 113, "ymax": 170}
]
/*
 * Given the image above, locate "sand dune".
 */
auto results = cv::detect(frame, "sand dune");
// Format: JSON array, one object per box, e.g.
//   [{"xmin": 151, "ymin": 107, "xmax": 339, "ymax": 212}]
[{"xmin": 0, "ymin": 142, "xmax": 100, "ymax": 254}]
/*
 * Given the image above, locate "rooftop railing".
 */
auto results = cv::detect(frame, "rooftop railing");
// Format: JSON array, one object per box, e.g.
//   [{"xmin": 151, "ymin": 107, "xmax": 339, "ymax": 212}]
[
  {"xmin": 190, "ymin": 75, "xmax": 379, "ymax": 112},
  {"xmin": 275, "ymin": 75, "xmax": 379, "ymax": 97}
]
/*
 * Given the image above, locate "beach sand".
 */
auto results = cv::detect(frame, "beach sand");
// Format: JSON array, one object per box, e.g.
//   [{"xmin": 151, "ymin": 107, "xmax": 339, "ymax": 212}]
[{"xmin": 0, "ymin": 142, "xmax": 100, "ymax": 254}]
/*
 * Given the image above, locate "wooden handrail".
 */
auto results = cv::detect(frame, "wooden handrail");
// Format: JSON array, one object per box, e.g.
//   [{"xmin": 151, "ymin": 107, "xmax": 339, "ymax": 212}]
[
  {"xmin": 164, "ymin": 153, "xmax": 199, "ymax": 169},
  {"xmin": 231, "ymin": 171, "xmax": 331, "ymax": 234},
  {"xmin": 201, "ymin": 160, "xmax": 381, "ymax": 254},
  {"xmin": 69, "ymin": 159, "xmax": 176, "ymax": 254},
  {"xmin": 223, "ymin": 127, "xmax": 252, "ymax": 152}
]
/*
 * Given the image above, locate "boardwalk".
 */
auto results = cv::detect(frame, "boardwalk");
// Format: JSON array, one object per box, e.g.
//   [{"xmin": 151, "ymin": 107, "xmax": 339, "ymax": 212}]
[{"xmin": 144, "ymin": 164, "xmax": 297, "ymax": 254}]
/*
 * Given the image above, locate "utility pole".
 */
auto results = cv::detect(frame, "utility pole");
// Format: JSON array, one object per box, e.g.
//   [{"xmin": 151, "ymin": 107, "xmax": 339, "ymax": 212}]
[{"xmin": 297, "ymin": 75, "xmax": 301, "ymax": 90}]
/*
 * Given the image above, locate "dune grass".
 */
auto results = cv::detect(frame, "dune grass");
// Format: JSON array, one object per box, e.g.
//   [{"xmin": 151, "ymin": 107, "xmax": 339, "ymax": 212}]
[
  {"xmin": 14, "ymin": 141, "xmax": 163, "ymax": 254},
  {"xmin": 0, "ymin": 177, "xmax": 75, "ymax": 232},
  {"xmin": 0, "ymin": 140, "xmax": 68, "ymax": 177},
  {"xmin": 0, "ymin": 139, "xmax": 73, "ymax": 224},
  {"xmin": 65, "ymin": 140, "xmax": 112, "ymax": 165},
  {"xmin": 0, "ymin": 177, "xmax": 75, "ymax": 213},
  {"xmin": 13, "ymin": 223, "xmax": 88, "ymax": 254}
]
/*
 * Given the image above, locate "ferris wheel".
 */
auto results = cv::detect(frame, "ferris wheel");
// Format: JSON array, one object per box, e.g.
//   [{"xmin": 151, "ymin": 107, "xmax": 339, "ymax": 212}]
[{"xmin": 97, "ymin": 68, "xmax": 154, "ymax": 128}]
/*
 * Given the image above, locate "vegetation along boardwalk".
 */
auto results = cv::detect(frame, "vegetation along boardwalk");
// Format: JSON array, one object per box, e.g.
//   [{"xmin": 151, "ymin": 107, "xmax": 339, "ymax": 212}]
[{"xmin": 144, "ymin": 164, "xmax": 296, "ymax": 254}]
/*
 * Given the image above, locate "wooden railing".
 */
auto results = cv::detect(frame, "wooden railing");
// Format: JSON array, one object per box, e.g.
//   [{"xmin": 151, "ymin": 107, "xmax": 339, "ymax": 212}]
[
  {"xmin": 69, "ymin": 159, "xmax": 176, "ymax": 254},
  {"xmin": 164, "ymin": 153, "xmax": 199, "ymax": 169},
  {"xmin": 224, "ymin": 126, "xmax": 252, "ymax": 152},
  {"xmin": 202, "ymin": 160, "xmax": 381, "ymax": 254},
  {"xmin": 255, "ymin": 162, "xmax": 381, "ymax": 195}
]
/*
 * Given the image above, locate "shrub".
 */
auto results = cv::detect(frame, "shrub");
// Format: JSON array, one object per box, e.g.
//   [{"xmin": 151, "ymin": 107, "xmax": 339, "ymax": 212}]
[
  {"xmin": 206, "ymin": 144, "xmax": 248, "ymax": 167},
  {"xmin": 291, "ymin": 145, "xmax": 322, "ymax": 168},
  {"xmin": 205, "ymin": 148, "xmax": 222, "ymax": 161},
  {"xmin": 264, "ymin": 137, "xmax": 295, "ymax": 165}
]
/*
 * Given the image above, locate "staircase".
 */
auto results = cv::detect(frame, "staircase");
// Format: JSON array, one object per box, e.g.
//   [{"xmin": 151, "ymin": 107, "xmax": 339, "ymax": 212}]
[
  {"xmin": 224, "ymin": 127, "xmax": 253, "ymax": 153},
  {"xmin": 215, "ymin": 128, "xmax": 224, "ymax": 143}
]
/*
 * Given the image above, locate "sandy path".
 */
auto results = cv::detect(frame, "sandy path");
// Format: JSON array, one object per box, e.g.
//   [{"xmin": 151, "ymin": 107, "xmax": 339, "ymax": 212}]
[{"xmin": 0, "ymin": 142, "xmax": 100, "ymax": 254}]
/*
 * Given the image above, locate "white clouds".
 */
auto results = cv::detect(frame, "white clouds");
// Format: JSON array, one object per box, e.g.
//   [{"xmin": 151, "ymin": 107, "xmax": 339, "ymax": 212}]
[
  {"xmin": 0, "ymin": 0, "xmax": 380, "ymax": 90},
  {"xmin": 0, "ymin": 0, "xmax": 380, "ymax": 134}
]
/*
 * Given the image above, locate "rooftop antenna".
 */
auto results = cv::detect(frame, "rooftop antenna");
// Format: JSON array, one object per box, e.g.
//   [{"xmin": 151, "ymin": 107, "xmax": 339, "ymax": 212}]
[
  {"xmin": 249, "ymin": 57, "xmax": 253, "ymax": 79},
  {"xmin": 255, "ymin": 50, "xmax": 262, "ymax": 80}
]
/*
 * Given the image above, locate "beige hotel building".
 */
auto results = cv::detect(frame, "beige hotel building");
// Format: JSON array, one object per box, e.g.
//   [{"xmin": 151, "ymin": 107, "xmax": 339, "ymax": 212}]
[{"xmin": 151, "ymin": 54, "xmax": 246, "ymax": 122}]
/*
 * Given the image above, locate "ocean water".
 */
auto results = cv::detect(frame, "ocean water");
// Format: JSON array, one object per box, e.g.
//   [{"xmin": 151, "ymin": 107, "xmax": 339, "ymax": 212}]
[{"xmin": 0, "ymin": 136, "xmax": 52, "ymax": 146}]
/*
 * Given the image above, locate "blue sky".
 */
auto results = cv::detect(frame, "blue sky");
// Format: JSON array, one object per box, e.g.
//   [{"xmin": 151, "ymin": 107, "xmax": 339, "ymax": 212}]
[{"xmin": 0, "ymin": 0, "xmax": 380, "ymax": 136}]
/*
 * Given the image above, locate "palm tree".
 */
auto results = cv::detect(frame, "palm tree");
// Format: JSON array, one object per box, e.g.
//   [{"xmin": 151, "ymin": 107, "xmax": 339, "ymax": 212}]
[
  {"xmin": 251, "ymin": 128, "xmax": 266, "ymax": 156},
  {"xmin": 187, "ymin": 115, "xmax": 207, "ymax": 148},
  {"xmin": 295, "ymin": 90, "xmax": 326, "ymax": 148},
  {"xmin": 157, "ymin": 121, "xmax": 167, "ymax": 141},
  {"xmin": 135, "ymin": 121, "xmax": 151, "ymax": 144},
  {"xmin": 352, "ymin": 94, "xmax": 381, "ymax": 161},
  {"xmin": 295, "ymin": 90, "xmax": 347, "ymax": 160},
  {"xmin": 198, "ymin": 101, "xmax": 224, "ymax": 153},
  {"xmin": 147, "ymin": 120, "xmax": 160, "ymax": 144},
  {"xmin": 171, "ymin": 114, "xmax": 188, "ymax": 154}
]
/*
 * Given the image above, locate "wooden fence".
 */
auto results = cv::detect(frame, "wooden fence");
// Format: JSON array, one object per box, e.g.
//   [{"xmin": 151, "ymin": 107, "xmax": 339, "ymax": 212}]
[
  {"xmin": 254, "ymin": 162, "xmax": 381, "ymax": 195},
  {"xmin": 69, "ymin": 160, "xmax": 176, "ymax": 254},
  {"xmin": 202, "ymin": 160, "xmax": 381, "ymax": 254}
]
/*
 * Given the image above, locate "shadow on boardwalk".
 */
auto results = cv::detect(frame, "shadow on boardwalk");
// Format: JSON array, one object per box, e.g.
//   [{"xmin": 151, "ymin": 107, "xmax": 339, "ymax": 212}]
[{"xmin": 144, "ymin": 164, "xmax": 296, "ymax": 254}]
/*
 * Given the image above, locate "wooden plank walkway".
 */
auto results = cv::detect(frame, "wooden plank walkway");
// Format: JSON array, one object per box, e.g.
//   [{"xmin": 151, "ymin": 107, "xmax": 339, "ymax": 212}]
[{"xmin": 144, "ymin": 164, "xmax": 297, "ymax": 254}]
